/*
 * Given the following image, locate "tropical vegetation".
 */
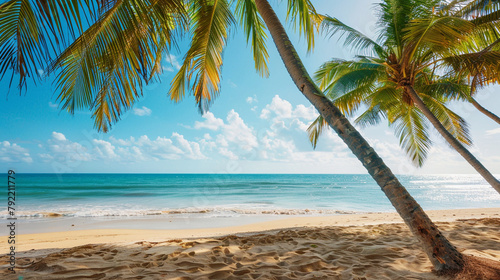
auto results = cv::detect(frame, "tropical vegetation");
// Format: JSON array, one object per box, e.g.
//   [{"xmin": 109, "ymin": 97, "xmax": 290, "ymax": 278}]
[
  {"xmin": 308, "ymin": 0, "xmax": 500, "ymax": 194},
  {"xmin": 3, "ymin": 0, "xmax": 499, "ymax": 274}
]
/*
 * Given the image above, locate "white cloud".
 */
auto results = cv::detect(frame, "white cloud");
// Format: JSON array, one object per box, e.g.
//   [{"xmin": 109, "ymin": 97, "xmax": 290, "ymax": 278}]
[
  {"xmin": 293, "ymin": 104, "xmax": 318, "ymax": 121},
  {"xmin": 52, "ymin": 132, "xmax": 66, "ymax": 141},
  {"xmin": 193, "ymin": 110, "xmax": 259, "ymax": 159},
  {"xmin": 171, "ymin": 132, "xmax": 205, "ymax": 160},
  {"xmin": 486, "ymin": 128, "xmax": 500, "ymax": 136},
  {"xmin": 23, "ymin": 97, "xmax": 387, "ymax": 170},
  {"xmin": 133, "ymin": 106, "xmax": 152, "ymax": 116},
  {"xmin": 113, "ymin": 134, "xmax": 206, "ymax": 161},
  {"xmin": 194, "ymin": 112, "xmax": 224, "ymax": 130},
  {"xmin": 260, "ymin": 108, "xmax": 271, "ymax": 119},
  {"xmin": 0, "ymin": 141, "xmax": 32, "ymax": 163},
  {"xmin": 163, "ymin": 54, "xmax": 181, "ymax": 72},
  {"xmin": 41, "ymin": 132, "xmax": 92, "ymax": 163},
  {"xmin": 93, "ymin": 139, "xmax": 118, "ymax": 159},
  {"xmin": 260, "ymin": 95, "xmax": 319, "ymax": 121},
  {"xmin": 222, "ymin": 110, "xmax": 258, "ymax": 152},
  {"xmin": 109, "ymin": 136, "xmax": 133, "ymax": 146},
  {"xmin": 218, "ymin": 147, "xmax": 238, "ymax": 160},
  {"xmin": 260, "ymin": 95, "xmax": 293, "ymax": 119},
  {"xmin": 246, "ymin": 95, "xmax": 258, "ymax": 104},
  {"xmin": 48, "ymin": 102, "xmax": 58, "ymax": 109}
]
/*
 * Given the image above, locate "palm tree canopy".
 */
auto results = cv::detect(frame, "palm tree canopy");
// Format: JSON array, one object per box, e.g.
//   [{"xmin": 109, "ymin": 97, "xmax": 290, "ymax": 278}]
[
  {"xmin": 307, "ymin": 0, "xmax": 487, "ymax": 167},
  {"xmin": 0, "ymin": 0, "xmax": 321, "ymax": 132}
]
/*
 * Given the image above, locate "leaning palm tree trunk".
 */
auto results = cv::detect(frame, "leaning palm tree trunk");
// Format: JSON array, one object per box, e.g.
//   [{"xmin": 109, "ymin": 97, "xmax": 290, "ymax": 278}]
[
  {"xmin": 254, "ymin": 0, "xmax": 464, "ymax": 273},
  {"xmin": 406, "ymin": 86, "xmax": 500, "ymax": 194},
  {"xmin": 470, "ymin": 96, "xmax": 500, "ymax": 125}
]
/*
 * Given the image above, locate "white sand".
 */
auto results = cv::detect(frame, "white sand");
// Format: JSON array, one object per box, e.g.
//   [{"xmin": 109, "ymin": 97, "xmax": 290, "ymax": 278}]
[{"xmin": 0, "ymin": 208, "xmax": 499, "ymax": 279}]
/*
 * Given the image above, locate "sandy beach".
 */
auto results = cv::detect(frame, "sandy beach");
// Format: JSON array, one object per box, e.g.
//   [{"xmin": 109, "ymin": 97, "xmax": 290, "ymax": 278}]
[{"xmin": 1, "ymin": 208, "xmax": 499, "ymax": 279}]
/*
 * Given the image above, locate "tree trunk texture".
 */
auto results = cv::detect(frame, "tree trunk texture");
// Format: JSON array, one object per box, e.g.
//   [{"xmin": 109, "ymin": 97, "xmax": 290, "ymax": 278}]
[
  {"xmin": 470, "ymin": 97, "xmax": 500, "ymax": 125},
  {"xmin": 254, "ymin": 0, "xmax": 465, "ymax": 273},
  {"xmin": 406, "ymin": 86, "xmax": 500, "ymax": 194}
]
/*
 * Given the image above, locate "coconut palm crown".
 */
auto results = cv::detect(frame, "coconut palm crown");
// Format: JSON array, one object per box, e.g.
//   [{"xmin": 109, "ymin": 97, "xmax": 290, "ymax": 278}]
[{"xmin": 308, "ymin": 0, "xmax": 500, "ymax": 174}]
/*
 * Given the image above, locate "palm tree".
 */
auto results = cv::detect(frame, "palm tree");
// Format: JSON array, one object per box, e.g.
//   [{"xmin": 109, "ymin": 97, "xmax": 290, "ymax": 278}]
[
  {"xmin": 310, "ymin": 56, "xmax": 472, "ymax": 168},
  {"xmin": 438, "ymin": 0, "xmax": 500, "ymax": 125},
  {"xmin": 0, "ymin": 0, "xmax": 468, "ymax": 273},
  {"xmin": 308, "ymin": 0, "xmax": 500, "ymax": 194}
]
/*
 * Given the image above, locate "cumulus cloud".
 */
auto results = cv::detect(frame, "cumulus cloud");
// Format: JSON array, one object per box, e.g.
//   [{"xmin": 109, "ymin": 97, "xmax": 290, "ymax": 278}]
[
  {"xmin": 40, "ymin": 132, "xmax": 92, "ymax": 163},
  {"xmin": 194, "ymin": 112, "xmax": 224, "ymax": 130},
  {"xmin": 222, "ymin": 110, "xmax": 258, "ymax": 152},
  {"xmin": 0, "ymin": 141, "xmax": 32, "ymax": 163},
  {"xmin": 36, "ymin": 131, "xmax": 207, "ymax": 165},
  {"xmin": 260, "ymin": 95, "xmax": 293, "ymax": 119},
  {"xmin": 260, "ymin": 95, "xmax": 318, "ymax": 127},
  {"xmin": 113, "ymin": 133, "xmax": 205, "ymax": 161},
  {"xmin": 52, "ymin": 132, "xmax": 66, "ymax": 141},
  {"xmin": 293, "ymin": 104, "xmax": 318, "ymax": 121},
  {"xmin": 193, "ymin": 110, "xmax": 259, "ymax": 159},
  {"xmin": 93, "ymin": 139, "xmax": 118, "ymax": 159},
  {"xmin": 133, "ymin": 106, "xmax": 152, "ymax": 116},
  {"xmin": 24, "ymin": 96, "xmax": 365, "ymax": 169}
]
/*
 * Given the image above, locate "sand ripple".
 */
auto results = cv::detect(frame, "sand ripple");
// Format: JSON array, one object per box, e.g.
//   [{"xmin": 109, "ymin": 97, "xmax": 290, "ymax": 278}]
[{"xmin": 1, "ymin": 218, "xmax": 499, "ymax": 279}]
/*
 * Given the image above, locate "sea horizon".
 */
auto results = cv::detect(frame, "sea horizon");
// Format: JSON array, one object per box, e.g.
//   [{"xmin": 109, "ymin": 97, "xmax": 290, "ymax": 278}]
[{"xmin": 6, "ymin": 173, "xmax": 499, "ymax": 219}]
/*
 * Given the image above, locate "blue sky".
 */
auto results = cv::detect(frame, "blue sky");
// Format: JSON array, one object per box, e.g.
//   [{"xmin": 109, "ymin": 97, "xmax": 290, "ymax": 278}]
[{"xmin": 1, "ymin": 0, "xmax": 500, "ymax": 174}]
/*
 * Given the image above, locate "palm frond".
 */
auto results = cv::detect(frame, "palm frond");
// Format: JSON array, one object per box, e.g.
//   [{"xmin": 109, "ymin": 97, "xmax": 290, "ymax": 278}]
[
  {"xmin": 236, "ymin": 0, "xmax": 269, "ymax": 77},
  {"xmin": 421, "ymin": 92, "xmax": 473, "ymax": 146},
  {"xmin": 458, "ymin": 0, "xmax": 500, "ymax": 22},
  {"xmin": 169, "ymin": 0, "xmax": 235, "ymax": 112},
  {"xmin": 441, "ymin": 50, "xmax": 500, "ymax": 84},
  {"xmin": 377, "ymin": 0, "xmax": 440, "ymax": 51},
  {"xmin": 354, "ymin": 104, "xmax": 385, "ymax": 128},
  {"xmin": 314, "ymin": 58, "xmax": 384, "ymax": 93},
  {"xmin": 52, "ymin": 0, "xmax": 185, "ymax": 132},
  {"xmin": 416, "ymin": 76, "xmax": 470, "ymax": 101},
  {"xmin": 389, "ymin": 104, "xmax": 432, "ymax": 167},
  {"xmin": 326, "ymin": 66, "xmax": 383, "ymax": 99},
  {"xmin": 321, "ymin": 16, "xmax": 386, "ymax": 57},
  {"xmin": 0, "ymin": 0, "xmax": 46, "ymax": 89},
  {"xmin": 404, "ymin": 16, "xmax": 475, "ymax": 53},
  {"xmin": 286, "ymin": 0, "xmax": 322, "ymax": 52},
  {"xmin": 306, "ymin": 115, "xmax": 328, "ymax": 149},
  {"xmin": 314, "ymin": 58, "xmax": 347, "ymax": 91},
  {"xmin": 0, "ymin": 0, "xmax": 105, "ymax": 90}
]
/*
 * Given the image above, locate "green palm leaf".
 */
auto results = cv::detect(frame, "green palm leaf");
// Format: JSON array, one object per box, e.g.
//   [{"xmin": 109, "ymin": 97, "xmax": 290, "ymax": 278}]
[
  {"xmin": 286, "ymin": 0, "xmax": 322, "ymax": 52},
  {"xmin": 306, "ymin": 115, "xmax": 327, "ymax": 149},
  {"xmin": 0, "ymin": 0, "xmax": 45, "ymax": 89},
  {"xmin": 420, "ymin": 92, "xmax": 472, "ymax": 146},
  {"xmin": 321, "ymin": 16, "xmax": 386, "ymax": 57},
  {"xmin": 389, "ymin": 104, "xmax": 432, "ymax": 167},
  {"xmin": 51, "ymin": 0, "xmax": 185, "ymax": 132},
  {"xmin": 236, "ymin": 0, "xmax": 269, "ymax": 77},
  {"xmin": 169, "ymin": 0, "xmax": 235, "ymax": 112},
  {"xmin": 354, "ymin": 104, "xmax": 385, "ymax": 129}
]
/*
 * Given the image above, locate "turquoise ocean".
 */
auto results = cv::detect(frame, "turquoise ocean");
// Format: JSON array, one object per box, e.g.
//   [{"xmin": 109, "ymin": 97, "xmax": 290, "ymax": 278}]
[{"xmin": 5, "ymin": 173, "xmax": 500, "ymax": 219}]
